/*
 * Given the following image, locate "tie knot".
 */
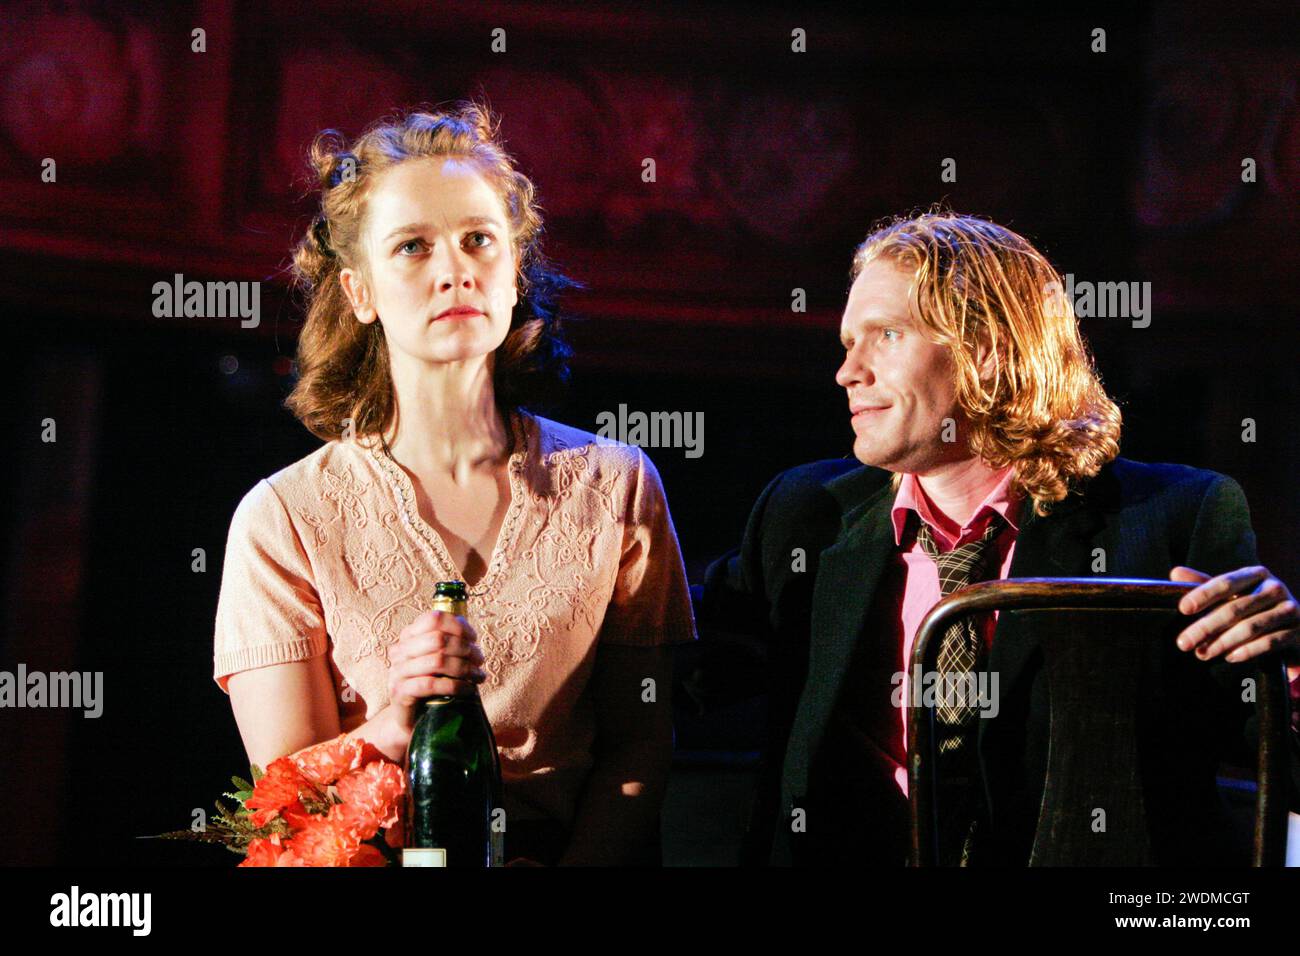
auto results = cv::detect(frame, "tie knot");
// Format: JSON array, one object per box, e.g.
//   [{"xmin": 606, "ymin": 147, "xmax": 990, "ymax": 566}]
[{"xmin": 915, "ymin": 511, "xmax": 1005, "ymax": 595}]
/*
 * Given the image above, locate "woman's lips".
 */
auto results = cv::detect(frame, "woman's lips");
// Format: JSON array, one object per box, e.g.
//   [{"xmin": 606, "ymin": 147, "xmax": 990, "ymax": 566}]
[{"xmin": 433, "ymin": 307, "xmax": 484, "ymax": 321}]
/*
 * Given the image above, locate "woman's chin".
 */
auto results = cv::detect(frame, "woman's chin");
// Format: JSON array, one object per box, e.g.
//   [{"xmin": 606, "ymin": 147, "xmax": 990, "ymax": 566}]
[{"xmin": 412, "ymin": 334, "xmax": 502, "ymax": 365}]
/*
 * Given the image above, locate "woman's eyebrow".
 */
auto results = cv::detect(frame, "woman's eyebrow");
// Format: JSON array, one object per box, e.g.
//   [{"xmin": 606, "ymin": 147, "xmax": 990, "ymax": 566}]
[
  {"xmin": 382, "ymin": 221, "xmax": 431, "ymax": 241},
  {"xmin": 381, "ymin": 216, "xmax": 504, "ymax": 242}
]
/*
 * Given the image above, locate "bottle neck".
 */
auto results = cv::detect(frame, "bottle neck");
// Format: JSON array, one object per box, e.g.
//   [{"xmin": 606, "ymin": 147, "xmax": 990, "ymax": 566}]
[{"xmin": 422, "ymin": 687, "xmax": 481, "ymax": 706}]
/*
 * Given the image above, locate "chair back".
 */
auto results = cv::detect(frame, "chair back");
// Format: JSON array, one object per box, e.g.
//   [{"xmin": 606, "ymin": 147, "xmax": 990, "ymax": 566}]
[{"xmin": 907, "ymin": 578, "xmax": 1291, "ymax": 866}]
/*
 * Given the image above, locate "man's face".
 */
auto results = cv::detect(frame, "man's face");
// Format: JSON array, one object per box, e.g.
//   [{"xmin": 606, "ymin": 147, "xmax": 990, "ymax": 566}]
[{"xmin": 835, "ymin": 258, "xmax": 967, "ymax": 473}]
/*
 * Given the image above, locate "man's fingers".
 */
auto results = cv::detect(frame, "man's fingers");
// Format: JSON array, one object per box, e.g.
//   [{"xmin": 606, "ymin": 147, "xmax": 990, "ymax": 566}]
[
  {"xmin": 1177, "ymin": 582, "xmax": 1283, "ymax": 651},
  {"xmin": 1222, "ymin": 627, "xmax": 1300, "ymax": 665},
  {"xmin": 1201, "ymin": 600, "xmax": 1300, "ymax": 661},
  {"xmin": 1178, "ymin": 565, "xmax": 1269, "ymax": 615}
]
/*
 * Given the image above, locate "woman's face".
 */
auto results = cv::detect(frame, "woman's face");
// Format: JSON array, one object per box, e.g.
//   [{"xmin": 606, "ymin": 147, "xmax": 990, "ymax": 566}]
[{"xmin": 340, "ymin": 156, "xmax": 519, "ymax": 367}]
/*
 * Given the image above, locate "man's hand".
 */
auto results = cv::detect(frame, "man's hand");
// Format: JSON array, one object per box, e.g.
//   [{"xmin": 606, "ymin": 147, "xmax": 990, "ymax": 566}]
[{"xmin": 1170, "ymin": 566, "xmax": 1300, "ymax": 673}]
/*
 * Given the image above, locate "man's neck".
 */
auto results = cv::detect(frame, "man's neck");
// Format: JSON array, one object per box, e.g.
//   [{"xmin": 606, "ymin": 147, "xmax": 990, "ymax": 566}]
[{"xmin": 914, "ymin": 458, "xmax": 1012, "ymax": 534}]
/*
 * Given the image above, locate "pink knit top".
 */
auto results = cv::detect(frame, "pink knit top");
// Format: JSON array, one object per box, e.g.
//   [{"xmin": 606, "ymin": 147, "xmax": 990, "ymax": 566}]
[{"xmin": 213, "ymin": 410, "xmax": 697, "ymax": 826}]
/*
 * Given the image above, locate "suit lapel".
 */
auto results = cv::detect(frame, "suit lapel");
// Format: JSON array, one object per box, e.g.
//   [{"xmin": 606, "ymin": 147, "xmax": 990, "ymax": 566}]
[
  {"xmin": 800, "ymin": 462, "xmax": 1115, "ymax": 766},
  {"xmin": 978, "ymin": 470, "xmax": 1113, "ymax": 748},
  {"xmin": 789, "ymin": 471, "xmax": 895, "ymax": 782}
]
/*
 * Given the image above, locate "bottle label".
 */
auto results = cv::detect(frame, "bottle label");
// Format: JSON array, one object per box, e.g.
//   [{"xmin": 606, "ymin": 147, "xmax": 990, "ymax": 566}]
[{"xmin": 402, "ymin": 848, "xmax": 447, "ymax": 867}]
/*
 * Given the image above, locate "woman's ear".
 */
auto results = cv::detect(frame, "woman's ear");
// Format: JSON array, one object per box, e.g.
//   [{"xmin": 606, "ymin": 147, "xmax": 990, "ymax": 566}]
[{"xmin": 339, "ymin": 267, "xmax": 377, "ymax": 324}]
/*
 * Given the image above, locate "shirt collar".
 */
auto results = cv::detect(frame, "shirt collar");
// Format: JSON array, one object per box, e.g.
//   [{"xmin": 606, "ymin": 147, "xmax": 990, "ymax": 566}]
[{"xmin": 891, "ymin": 464, "xmax": 1022, "ymax": 548}]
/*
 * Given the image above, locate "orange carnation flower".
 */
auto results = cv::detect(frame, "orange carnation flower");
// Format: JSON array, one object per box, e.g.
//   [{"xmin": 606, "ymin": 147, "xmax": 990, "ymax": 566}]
[
  {"xmin": 245, "ymin": 757, "xmax": 312, "ymax": 826},
  {"xmin": 292, "ymin": 734, "xmax": 368, "ymax": 788},
  {"xmin": 234, "ymin": 736, "xmax": 403, "ymax": 866},
  {"xmin": 335, "ymin": 760, "xmax": 406, "ymax": 835},
  {"xmin": 279, "ymin": 800, "xmax": 314, "ymax": 831},
  {"xmin": 291, "ymin": 814, "xmax": 361, "ymax": 867},
  {"xmin": 348, "ymin": 844, "xmax": 389, "ymax": 867},
  {"xmin": 240, "ymin": 832, "xmax": 304, "ymax": 867},
  {"xmin": 329, "ymin": 801, "xmax": 378, "ymax": 846},
  {"xmin": 385, "ymin": 817, "xmax": 405, "ymax": 849}
]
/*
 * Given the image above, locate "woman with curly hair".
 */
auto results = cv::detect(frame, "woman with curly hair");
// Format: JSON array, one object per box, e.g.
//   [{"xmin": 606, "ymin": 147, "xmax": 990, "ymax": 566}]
[{"xmin": 212, "ymin": 102, "xmax": 696, "ymax": 866}]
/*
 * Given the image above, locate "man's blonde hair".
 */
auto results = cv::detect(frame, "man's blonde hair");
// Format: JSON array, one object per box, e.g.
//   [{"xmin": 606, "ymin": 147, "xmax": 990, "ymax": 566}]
[{"xmin": 852, "ymin": 210, "xmax": 1122, "ymax": 517}]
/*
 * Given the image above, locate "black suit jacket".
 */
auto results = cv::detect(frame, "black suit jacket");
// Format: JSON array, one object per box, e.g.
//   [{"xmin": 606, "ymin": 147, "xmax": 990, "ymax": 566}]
[{"xmin": 697, "ymin": 455, "xmax": 1300, "ymax": 865}]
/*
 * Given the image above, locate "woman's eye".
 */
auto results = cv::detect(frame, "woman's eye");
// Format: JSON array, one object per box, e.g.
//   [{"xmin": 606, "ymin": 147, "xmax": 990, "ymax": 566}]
[
  {"xmin": 465, "ymin": 231, "xmax": 494, "ymax": 249},
  {"xmin": 883, "ymin": 328, "xmax": 901, "ymax": 342},
  {"xmin": 397, "ymin": 239, "xmax": 425, "ymax": 255}
]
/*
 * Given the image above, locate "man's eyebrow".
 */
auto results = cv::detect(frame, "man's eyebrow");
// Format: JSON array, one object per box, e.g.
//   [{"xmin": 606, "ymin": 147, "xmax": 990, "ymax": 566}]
[
  {"xmin": 842, "ymin": 316, "xmax": 912, "ymax": 342},
  {"xmin": 381, "ymin": 216, "xmax": 505, "ymax": 241}
]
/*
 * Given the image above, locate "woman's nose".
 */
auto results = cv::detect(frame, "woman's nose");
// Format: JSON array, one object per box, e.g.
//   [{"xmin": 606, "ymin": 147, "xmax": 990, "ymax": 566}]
[
  {"xmin": 435, "ymin": 255, "xmax": 475, "ymax": 292},
  {"xmin": 432, "ymin": 244, "xmax": 475, "ymax": 292},
  {"xmin": 438, "ymin": 271, "xmax": 473, "ymax": 292}
]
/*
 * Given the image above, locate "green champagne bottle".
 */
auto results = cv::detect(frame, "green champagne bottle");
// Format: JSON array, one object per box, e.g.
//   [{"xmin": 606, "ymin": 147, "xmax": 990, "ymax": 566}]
[{"xmin": 402, "ymin": 581, "xmax": 505, "ymax": 867}]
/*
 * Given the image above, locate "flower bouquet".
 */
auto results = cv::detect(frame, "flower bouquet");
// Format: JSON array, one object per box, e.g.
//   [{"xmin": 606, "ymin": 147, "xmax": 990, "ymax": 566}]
[{"xmin": 154, "ymin": 734, "xmax": 406, "ymax": 866}]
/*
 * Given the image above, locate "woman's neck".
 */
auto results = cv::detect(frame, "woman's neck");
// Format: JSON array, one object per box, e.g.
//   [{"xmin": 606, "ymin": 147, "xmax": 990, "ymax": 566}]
[{"xmin": 382, "ymin": 356, "xmax": 511, "ymax": 483}]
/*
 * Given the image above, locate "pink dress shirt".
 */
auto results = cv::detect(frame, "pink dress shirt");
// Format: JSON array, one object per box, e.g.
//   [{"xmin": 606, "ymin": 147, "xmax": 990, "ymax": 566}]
[{"xmin": 876, "ymin": 465, "xmax": 1022, "ymax": 796}]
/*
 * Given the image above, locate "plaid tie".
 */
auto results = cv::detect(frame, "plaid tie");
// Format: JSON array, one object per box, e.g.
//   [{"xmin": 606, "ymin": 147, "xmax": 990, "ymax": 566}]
[
  {"xmin": 913, "ymin": 510, "xmax": 1005, "ymax": 865},
  {"xmin": 915, "ymin": 513, "xmax": 1005, "ymax": 748}
]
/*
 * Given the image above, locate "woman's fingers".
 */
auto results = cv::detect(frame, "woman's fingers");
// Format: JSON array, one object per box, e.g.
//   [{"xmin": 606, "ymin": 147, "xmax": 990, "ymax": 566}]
[
  {"xmin": 390, "ymin": 614, "xmax": 483, "ymax": 665},
  {"xmin": 394, "ymin": 651, "xmax": 484, "ymax": 682},
  {"xmin": 388, "ymin": 653, "xmax": 486, "ymax": 701},
  {"xmin": 387, "ymin": 613, "xmax": 486, "ymax": 706},
  {"xmin": 392, "ymin": 632, "xmax": 485, "ymax": 667},
  {"xmin": 407, "ymin": 610, "xmax": 467, "ymax": 639},
  {"xmin": 393, "ymin": 674, "xmax": 481, "ymax": 703}
]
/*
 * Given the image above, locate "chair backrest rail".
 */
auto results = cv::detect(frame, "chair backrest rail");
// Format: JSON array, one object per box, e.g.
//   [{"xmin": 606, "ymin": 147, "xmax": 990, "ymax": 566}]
[{"xmin": 907, "ymin": 577, "xmax": 1291, "ymax": 867}]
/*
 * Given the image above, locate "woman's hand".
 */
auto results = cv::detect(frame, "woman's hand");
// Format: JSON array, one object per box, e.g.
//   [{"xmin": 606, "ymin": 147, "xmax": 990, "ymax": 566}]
[{"xmin": 385, "ymin": 610, "xmax": 487, "ymax": 735}]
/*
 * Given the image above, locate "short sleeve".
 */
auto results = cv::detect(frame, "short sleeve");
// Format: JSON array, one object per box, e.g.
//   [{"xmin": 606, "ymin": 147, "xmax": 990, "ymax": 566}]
[
  {"xmin": 598, "ymin": 448, "xmax": 698, "ymax": 647},
  {"xmin": 213, "ymin": 479, "xmax": 330, "ymax": 694}
]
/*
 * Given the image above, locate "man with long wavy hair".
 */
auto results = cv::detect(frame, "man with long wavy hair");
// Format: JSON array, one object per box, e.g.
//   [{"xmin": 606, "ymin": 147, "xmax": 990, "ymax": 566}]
[{"xmin": 698, "ymin": 210, "xmax": 1300, "ymax": 866}]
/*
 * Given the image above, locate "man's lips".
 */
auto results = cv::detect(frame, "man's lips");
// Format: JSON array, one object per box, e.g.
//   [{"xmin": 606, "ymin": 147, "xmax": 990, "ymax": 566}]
[
  {"xmin": 850, "ymin": 404, "xmax": 891, "ymax": 418},
  {"xmin": 433, "ymin": 306, "xmax": 484, "ymax": 321}
]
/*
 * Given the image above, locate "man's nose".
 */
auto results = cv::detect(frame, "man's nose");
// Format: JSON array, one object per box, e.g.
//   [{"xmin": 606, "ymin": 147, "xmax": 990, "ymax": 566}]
[{"xmin": 835, "ymin": 349, "xmax": 871, "ymax": 388}]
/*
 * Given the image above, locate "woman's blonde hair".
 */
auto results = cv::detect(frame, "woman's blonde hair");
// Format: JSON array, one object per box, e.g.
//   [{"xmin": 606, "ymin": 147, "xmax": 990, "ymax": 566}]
[
  {"xmin": 284, "ymin": 101, "xmax": 575, "ymax": 445},
  {"xmin": 851, "ymin": 210, "xmax": 1122, "ymax": 517}
]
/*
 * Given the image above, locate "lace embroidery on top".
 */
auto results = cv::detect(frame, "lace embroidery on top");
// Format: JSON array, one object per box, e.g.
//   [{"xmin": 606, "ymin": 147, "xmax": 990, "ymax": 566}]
[
  {"xmin": 297, "ymin": 412, "xmax": 627, "ymax": 687},
  {"xmin": 365, "ymin": 411, "xmax": 531, "ymax": 600}
]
